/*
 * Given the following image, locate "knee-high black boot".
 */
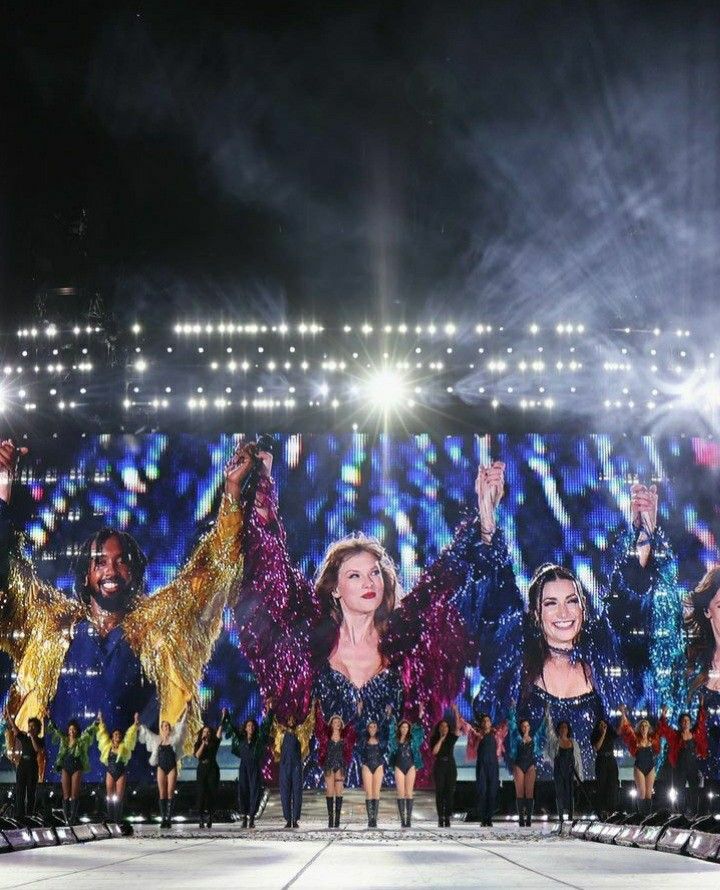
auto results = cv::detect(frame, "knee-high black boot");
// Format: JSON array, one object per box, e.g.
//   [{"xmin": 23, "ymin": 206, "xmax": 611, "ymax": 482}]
[
  {"xmin": 526, "ymin": 798, "xmax": 534, "ymax": 826},
  {"xmin": 365, "ymin": 799, "xmax": 373, "ymax": 827},
  {"xmin": 373, "ymin": 799, "xmax": 379, "ymax": 828},
  {"xmin": 62, "ymin": 799, "xmax": 71, "ymax": 825},
  {"xmin": 69, "ymin": 798, "xmax": 79, "ymax": 826},
  {"xmin": 397, "ymin": 798, "xmax": 406, "ymax": 826},
  {"xmin": 334, "ymin": 796, "xmax": 343, "ymax": 829},
  {"xmin": 326, "ymin": 797, "xmax": 334, "ymax": 828},
  {"xmin": 405, "ymin": 799, "xmax": 413, "ymax": 827}
]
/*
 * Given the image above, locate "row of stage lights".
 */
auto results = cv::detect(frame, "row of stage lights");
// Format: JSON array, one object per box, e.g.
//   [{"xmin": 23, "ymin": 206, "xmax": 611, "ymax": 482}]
[{"xmin": 1, "ymin": 319, "xmax": 718, "ymax": 422}]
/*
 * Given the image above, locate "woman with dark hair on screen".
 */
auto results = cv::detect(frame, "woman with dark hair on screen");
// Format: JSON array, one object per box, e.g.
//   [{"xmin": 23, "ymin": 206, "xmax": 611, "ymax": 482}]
[
  {"xmin": 138, "ymin": 708, "xmax": 188, "ymax": 828},
  {"xmin": 46, "ymin": 715, "xmax": 98, "ymax": 825},
  {"xmin": 387, "ymin": 709, "xmax": 424, "ymax": 827},
  {"xmin": 193, "ymin": 722, "xmax": 222, "ymax": 828},
  {"xmin": 430, "ymin": 715, "xmax": 460, "ymax": 827},
  {"xmin": 544, "ymin": 711, "xmax": 583, "ymax": 826},
  {"xmin": 591, "ymin": 716, "xmax": 619, "ymax": 819},
  {"xmin": 470, "ymin": 466, "xmax": 683, "ymax": 781},
  {"xmin": 96, "ymin": 711, "xmax": 139, "ymax": 822},
  {"xmin": 506, "ymin": 705, "xmax": 545, "ymax": 826},
  {"xmin": 617, "ymin": 705, "xmax": 661, "ymax": 816},
  {"xmin": 658, "ymin": 701, "xmax": 709, "ymax": 817},
  {"xmin": 316, "ymin": 707, "xmax": 356, "ymax": 828},
  {"xmin": 222, "ymin": 700, "xmax": 273, "ymax": 828}
]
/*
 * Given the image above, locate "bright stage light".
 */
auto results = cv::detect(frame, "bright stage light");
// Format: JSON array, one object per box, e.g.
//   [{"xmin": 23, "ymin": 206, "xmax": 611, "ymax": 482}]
[{"xmin": 362, "ymin": 369, "xmax": 408, "ymax": 411}]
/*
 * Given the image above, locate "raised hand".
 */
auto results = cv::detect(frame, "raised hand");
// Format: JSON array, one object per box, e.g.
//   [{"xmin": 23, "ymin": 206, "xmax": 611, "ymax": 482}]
[
  {"xmin": 0, "ymin": 439, "xmax": 28, "ymax": 503},
  {"xmin": 475, "ymin": 461, "xmax": 505, "ymax": 541},
  {"xmin": 630, "ymin": 483, "xmax": 658, "ymax": 535},
  {"xmin": 133, "ymin": 712, "xmax": 140, "ymax": 725}
]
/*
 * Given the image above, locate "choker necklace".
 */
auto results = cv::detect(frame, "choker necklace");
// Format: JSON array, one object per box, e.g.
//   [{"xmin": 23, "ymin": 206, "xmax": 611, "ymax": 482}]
[{"xmin": 547, "ymin": 643, "xmax": 579, "ymax": 662}]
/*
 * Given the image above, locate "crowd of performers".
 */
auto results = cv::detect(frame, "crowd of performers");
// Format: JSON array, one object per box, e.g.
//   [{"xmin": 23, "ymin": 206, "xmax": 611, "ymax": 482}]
[
  {"xmin": 1, "ymin": 692, "xmax": 711, "ymax": 829},
  {"xmin": 0, "ymin": 437, "xmax": 720, "ymax": 830}
]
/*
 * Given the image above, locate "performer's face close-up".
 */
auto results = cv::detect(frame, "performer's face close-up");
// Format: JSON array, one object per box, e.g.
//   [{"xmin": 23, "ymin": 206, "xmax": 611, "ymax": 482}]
[
  {"xmin": 519, "ymin": 720, "xmax": 530, "ymax": 736},
  {"xmin": 87, "ymin": 535, "xmax": 132, "ymax": 610},
  {"xmin": 480, "ymin": 716, "xmax": 492, "ymax": 733},
  {"xmin": 703, "ymin": 587, "xmax": 720, "ymax": 644},
  {"xmin": 367, "ymin": 721, "xmax": 378, "ymax": 738},
  {"xmin": 335, "ymin": 551, "xmax": 384, "ymax": 617},
  {"xmin": 539, "ymin": 579, "xmax": 583, "ymax": 647},
  {"xmin": 112, "ymin": 730, "xmax": 122, "ymax": 745}
]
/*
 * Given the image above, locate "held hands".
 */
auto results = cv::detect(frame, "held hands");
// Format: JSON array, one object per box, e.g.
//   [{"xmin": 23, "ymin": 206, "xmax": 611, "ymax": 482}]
[
  {"xmin": 0, "ymin": 439, "xmax": 29, "ymax": 503},
  {"xmin": 630, "ymin": 483, "xmax": 658, "ymax": 536},
  {"xmin": 475, "ymin": 461, "xmax": 505, "ymax": 542}
]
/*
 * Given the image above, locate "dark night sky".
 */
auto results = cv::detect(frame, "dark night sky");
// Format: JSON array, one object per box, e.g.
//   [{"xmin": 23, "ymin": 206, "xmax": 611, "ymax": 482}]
[{"xmin": 4, "ymin": 1, "xmax": 720, "ymax": 331}]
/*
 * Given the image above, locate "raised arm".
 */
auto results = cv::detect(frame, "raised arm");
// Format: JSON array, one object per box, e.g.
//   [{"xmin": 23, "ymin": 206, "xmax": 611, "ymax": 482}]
[
  {"xmin": 0, "ymin": 442, "xmax": 79, "ymax": 726},
  {"xmin": 298, "ymin": 703, "xmax": 317, "ymax": 762},
  {"xmin": 385, "ymin": 462, "xmax": 523, "ymax": 728},
  {"xmin": 607, "ymin": 483, "xmax": 685, "ymax": 715},
  {"xmin": 78, "ymin": 721, "xmax": 98, "ymax": 755},
  {"xmin": 119, "ymin": 722, "xmax": 139, "ymax": 761},
  {"xmin": 125, "ymin": 444, "xmax": 247, "ymax": 752},
  {"xmin": 617, "ymin": 708, "xmax": 638, "ymax": 757},
  {"xmin": 233, "ymin": 458, "xmax": 320, "ymax": 723},
  {"xmin": 96, "ymin": 716, "xmax": 113, "ymax": 762}
]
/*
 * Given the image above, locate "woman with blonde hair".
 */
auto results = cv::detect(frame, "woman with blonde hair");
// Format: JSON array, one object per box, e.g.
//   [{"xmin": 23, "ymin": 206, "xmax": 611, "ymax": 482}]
[
  {"xmin": 138, "ymin": 708, "xmax": 188, "ymax": 828},
  {"xmin": 617, "ymin": 705, "xmax": 660, "ymax": 816},
  {"xmin": 315, "ymin": 705, "xmax": 356, "ymax": 827}
]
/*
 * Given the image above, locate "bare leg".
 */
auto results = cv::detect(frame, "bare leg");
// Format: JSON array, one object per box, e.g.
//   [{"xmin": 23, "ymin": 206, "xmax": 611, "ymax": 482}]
[
  {"xmin": 361, "ymin": 766, "xmax": 373, "ymax": 799},
  {"xmin": 395, "ymin": 768, "xmax": 407, "ymax": 799},
  {"xmin": 61, "ymin": 770, "xmax": 71, "ymax": 799},
  {"xmin": 405, "ymin": 767, "xmax": 417, "ymax": 798},
  {"xmin": 524, "ymin": 765, "xmax": 536, "ymax": 799},
  {"xmin": 324, "ymin": 773, "xmax": 335, "ymax": 797},
  {"xmin": 513, "ymin": 765, "xmax": 524, "ymax": 799},
  {"xmin": 634, "ymin": 767, "xmax": 646, "ymax": 801},
  {"xmin": 645, "ymin": 770, "xmax": 655, "ymax": 801},
  {"xmin": 70, "ymin": 771, "xmax": 82, "ymax": 800},
  {"xmin": 371, "ymin": 766, "xmax": 384, "ymax": 799}
]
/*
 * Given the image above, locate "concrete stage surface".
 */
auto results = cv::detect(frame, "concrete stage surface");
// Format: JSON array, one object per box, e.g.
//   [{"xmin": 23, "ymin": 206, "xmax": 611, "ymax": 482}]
[{"xmin": 1, "ymin": 793, "xmax": 717, "ymax": 889}]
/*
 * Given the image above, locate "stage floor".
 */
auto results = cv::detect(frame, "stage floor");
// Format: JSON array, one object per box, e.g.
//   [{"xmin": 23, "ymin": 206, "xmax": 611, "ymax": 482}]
[{"xmin": 1, "ymin": 793, "xmax": 717, "ymax": 888}]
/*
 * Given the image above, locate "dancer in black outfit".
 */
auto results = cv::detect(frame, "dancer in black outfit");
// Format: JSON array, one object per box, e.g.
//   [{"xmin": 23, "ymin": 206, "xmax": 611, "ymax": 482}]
[
  {"xmin": 544, "ymin": 711, "xmax": 583, "ymax": 826},
  {"xmin": 430, "ymin": 716, "xmax": 460, "ymax": 827},
  {"xmin": 591, "ymin": 718, "xmax": 619, "ymax": 819},
  {"xmin": 222, "ymin": 701, "xmax": 273, "ymax": 828},
  {"xmin": 4, "ymin": 706, "xmax": 44, "ymax": 824},
  {"xmin": 194, "ymin": 723, "xmax": 222, "ymax": 828}
]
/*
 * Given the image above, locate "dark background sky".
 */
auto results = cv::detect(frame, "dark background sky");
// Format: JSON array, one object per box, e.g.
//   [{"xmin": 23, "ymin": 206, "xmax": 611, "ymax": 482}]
[{"xmin": 4, "ymin": 1, "xmax": 720, "ymax": 332}]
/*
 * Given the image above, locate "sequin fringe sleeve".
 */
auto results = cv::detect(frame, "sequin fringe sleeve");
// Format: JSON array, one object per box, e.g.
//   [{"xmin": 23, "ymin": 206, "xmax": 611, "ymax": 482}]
[
  {"xmin": 234, "ymin": 479, "xmax": 320, "ymax": 723},
  {"xmin": 125, "ymin": 492, "xmax": 243, "ymax": 755},
  {"xmin": 0, "ymin": 518, "xmax": 82, "ymax": 727},
  {"xmin": 608, "ymin": 526, "xmax": 686, "ymax": 716}
]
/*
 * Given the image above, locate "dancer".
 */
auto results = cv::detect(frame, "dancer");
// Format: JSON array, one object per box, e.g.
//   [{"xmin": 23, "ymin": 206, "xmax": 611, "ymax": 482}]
[
  {"xmin": 617, "ymin": 705, "xmax": 661, "ymax": 816},
  {"xmin": 222, "ymin": 701, "xmax": 273, "ymax": 828},
  {"xmin": 4, "ymin": 704, "xmax": 44, "ymax": 823},
  {"xmin": 234, "ymin": 446, "xmax": 525, "ymax": 779},
  {"xmin": 97, "ymin": 711, "xmax": 139, "ymax": 822},
  {"xmin": 358, "ymin": 710, "xmax": 388, "ymax": 828},
  {"xmin": 272, "ymin": 708, "xmax": 315, "ymax": 829},
  {"xmin": 46, "ymin": 716, "xmax": 98, "ymax": 825},
  {"xmin": 591, "ymin": 717, "xmax": 619, "ymax": 819},
  {"xmin": 316, "ymin": 706, "xmax": 356, "ymax": 828},
  {"xmin": 387, "ymin": 711, "xmax": 424, "ymax": 827},
  {"xmin": 430, "ymin": 716, "xmax": 460, "ymax": 827},
  {"xmin": 455, "ymin": 704, "xmax": 507, "ymax": 827},
  {"xmin": 544, "ymin": 711, "xmax": 583, "ymax": 825},
  {"xmin": 658, "ymin": 701, "xmax": 709, "ymax": 817},
  {"xmin": 471, "ymin": 468, "xmax": 682, "ymax": 779},
  {"xmin": 506, "ymin": 705, "xmax": 544, "ymax": 827},
  {"xmin": 0, "ymin": 438, "xmax": 246, "ymax": 780},
  {"xmin": 194, "ymin": 723, "xmax": 222, "ymax": 828},
  {"xmin": 138, "ymin": 708, "xmax": 188, "ymax": 828}
]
